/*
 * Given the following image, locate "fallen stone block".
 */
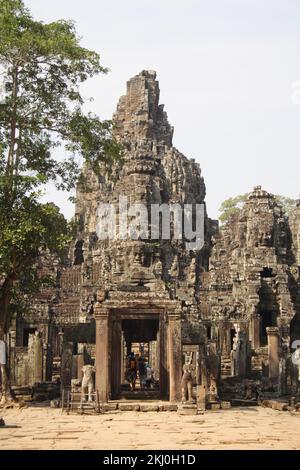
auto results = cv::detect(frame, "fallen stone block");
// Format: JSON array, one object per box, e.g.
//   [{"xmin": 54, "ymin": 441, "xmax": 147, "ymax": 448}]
[
  {"xmin": 221, "ymin": 401, "xmax": 231, "ymax": 409},
  {"xmin": 271, "ymin": 402, "xmax": 288, "ymax": 412},
  {"xmin": 261, "ymin": 400, "xmax": 288, "ymax": 411}
]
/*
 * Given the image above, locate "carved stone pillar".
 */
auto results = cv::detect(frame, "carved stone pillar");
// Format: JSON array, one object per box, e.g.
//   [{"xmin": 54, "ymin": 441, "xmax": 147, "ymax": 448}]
[
  {"xmin": 77, "ymin": 354, "xmax": 84, "ymax": 381},
  {"xmin": 61, "ymin": 341, "xmax": 73, "ymax": 390},
  {"xmin": 267, "ymin": 327, "xmax": 280, "ymax": 380},
  {"xmin": 251, "ymin": 314, "xmax": 261, "ymax": 349},
  {"xmin": 34, "ymin": 333, "xmax": 43, "ymax": 383},
  {"xmin": 237, "ymin": 331, "xmax": 247, "ymax": 377},
  {"xmin": 95, "ymin": 305, "xmax": 109, "ymax": 402},
  {"xmin": 120, "ymin": 332, "xmax": 125, "ymax": 385},
  {"xmin": 168, "ymin": 311, "xmax": 182, "ymax": 402},
  {"xmin": 111, "ymin": 316, "xmax": 121, "ymax": 399}
]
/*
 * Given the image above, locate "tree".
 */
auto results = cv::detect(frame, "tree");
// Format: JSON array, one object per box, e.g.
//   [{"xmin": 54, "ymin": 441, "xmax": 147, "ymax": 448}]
[
  {"xmin": 219, "ymin": 193, "xmax": 298, "ymax": 225},
  {"xmin": 218, "ymin": 194, "xmax": 249, "ymax": 224},
  {"xmin": 276, "ymin": 196, "xmax": 298, "ymax": 215},
  {"xmin": 0, "ymin": 0, "xmax": 120, "ymax": 404}
]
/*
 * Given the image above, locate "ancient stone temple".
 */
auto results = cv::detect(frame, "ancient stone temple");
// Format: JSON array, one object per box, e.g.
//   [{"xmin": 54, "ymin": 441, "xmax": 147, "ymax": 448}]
[{"xmin": 6, "ymin": 71, "xmax": 300, "ymax": 405}]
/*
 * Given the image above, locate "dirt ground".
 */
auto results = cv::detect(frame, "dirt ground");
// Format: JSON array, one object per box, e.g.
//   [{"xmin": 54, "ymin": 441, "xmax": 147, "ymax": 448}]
[{"xmin": 0, "ymin": 404, "xmax": 300, "ymax": 450}]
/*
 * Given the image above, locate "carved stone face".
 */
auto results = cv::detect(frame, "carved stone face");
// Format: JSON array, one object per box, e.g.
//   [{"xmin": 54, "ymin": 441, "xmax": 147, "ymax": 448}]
[{"xmin": 247, "ymin": 212, "xmax": 274, "ymax": 248}]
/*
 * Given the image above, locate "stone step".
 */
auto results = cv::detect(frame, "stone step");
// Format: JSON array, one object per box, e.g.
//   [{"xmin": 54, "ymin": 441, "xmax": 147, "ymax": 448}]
[{"xmin": 119, "ymin": 390, "xmax": 160, "ymax": 400}]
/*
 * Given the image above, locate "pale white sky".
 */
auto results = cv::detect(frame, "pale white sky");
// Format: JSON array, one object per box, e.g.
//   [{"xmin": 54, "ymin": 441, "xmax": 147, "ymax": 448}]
[{"xmin": 25, "ymin": 0, "xmax": 300, "ymax": 220}]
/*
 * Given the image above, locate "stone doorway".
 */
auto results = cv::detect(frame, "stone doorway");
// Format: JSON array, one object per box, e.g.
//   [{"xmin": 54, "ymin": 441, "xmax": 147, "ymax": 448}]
[
  {"xmin": 116, "ymin": 317, "xmax": 160, "ymax": 399},
  {"xmin": 94, "ymin": 292, "xmax": 182, "ymax": 403},
  {"xmin": 109, "ymin": 312, "xmax": 166, "ymax": 400}
]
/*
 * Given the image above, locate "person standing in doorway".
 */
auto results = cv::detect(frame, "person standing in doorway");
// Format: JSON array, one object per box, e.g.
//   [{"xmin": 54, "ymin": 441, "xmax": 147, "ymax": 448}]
[{"xmin": 126, "ymin": 352, "xmax": 137, "ymax": 391}]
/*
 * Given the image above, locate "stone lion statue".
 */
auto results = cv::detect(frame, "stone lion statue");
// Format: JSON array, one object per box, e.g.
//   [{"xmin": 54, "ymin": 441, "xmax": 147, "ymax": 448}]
[{"xmin": 81, "ymin": 365, "xmax": 95, "ymax": 402}]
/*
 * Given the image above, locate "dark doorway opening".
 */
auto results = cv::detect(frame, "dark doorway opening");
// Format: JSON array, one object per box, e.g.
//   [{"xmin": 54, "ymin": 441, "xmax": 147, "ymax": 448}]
[
  {"xmin": 22, "ymin": 328, "xmax": 37, "ymax": 347},
  {"xmin": 119, "ymin": 318, "xmax": 160, "ymax": 399},
  {"xmin": 260, "ymin": 310, "xmax": 276, "ymax": 346},
  {"xmin": 290, "ymin": 312, "xmax": 300, "ymax": 346},
  {"xmin": 258, "ymin": 281, "xmax": 278, "ymax": 346},
  {"xmin": 260, "ymin": 267, "xmax": 273, "ymax": 278},
  {"xmin": 230, "ymin": 328, "xmax": 236, "ymax": 350}
]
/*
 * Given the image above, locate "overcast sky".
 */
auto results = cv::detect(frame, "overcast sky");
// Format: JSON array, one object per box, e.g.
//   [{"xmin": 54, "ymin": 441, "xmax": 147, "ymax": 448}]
[{"xmin": 25, "ymin": 0, "xmax": 300, "ymax": 220}]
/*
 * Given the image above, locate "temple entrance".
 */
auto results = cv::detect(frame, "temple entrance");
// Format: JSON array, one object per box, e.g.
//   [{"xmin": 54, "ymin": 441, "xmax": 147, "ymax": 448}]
[
  {"xmin": 119, "ymin": 318, "xmax": 160, "ymax": 398},
  {"xmin": 95, "ymin": 293, "xmax": 182, "ymax": 403},
  {"xmin": 109, "ymin": 314, "xmax": 163, "ymax": 400}
]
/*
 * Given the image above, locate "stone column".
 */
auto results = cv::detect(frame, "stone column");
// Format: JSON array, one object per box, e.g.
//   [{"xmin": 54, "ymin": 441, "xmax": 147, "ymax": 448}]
[
  {"xmin": 156, "ymin": 332, "xmax": 160, "ymax": 382},
  {"xmin": 33, "ymin": 333, "xmax": 43, "ymax": 383},
  {"xmin": 251, "ymin": 314, "xmax": 261, "ymax": 349},
  {"xmin": 237, "ymin": 331, "xmax": 247, "ymax": 377},
  {"xmin": 61, "ymin": 341, "xmax": 73, "ymax": 390},
  {"xmin": 27, "ymin": 333, "xmax": 43, "ymax": 385},
  {"xmin": 159, "ymin": 318, "xmax": 168, "ymax": 399},
  {"xmin": 267, "ymin": 327, "xmax": 280, "ymax": 380},
  {"xmin": 168, "ymin": 311, "xmax": 182, "ymax": 402},
  {"xmin": 95, "ymin": 306, "xmax": 109, "ymax": 403},
  {"xmin": 77, "ymin": 354, "xmax": 84, "ymax": 380},
  {"xmin": 120, "ymin": 332, "xmax": 125, "ymax": 385},
  {"xmin": 196, "ymin": 385, "xmax": 206, "ymax": 411},
  {"xmin": 226, "ymin": 327, "xmax": 232, "ymax": 356},
  {"xmin": 58, "ymin": 330, "xmax": 64, "ymax": 357},
  {"xmin": 111, "ymin": 317, "xmax": 121, "ymax": 399}
]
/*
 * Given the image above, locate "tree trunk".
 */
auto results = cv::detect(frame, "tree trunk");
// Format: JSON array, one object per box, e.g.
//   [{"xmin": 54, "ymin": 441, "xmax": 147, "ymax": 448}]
[
  {"xmin": 0, "ymin": 363, "xmax": 14, "ymax": 405},
  {"xmin": 0, "ymin": 280, "xmax": 17, "ymax": 407}
]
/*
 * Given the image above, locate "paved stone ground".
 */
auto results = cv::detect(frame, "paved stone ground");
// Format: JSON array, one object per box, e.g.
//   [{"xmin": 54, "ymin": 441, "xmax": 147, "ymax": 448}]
[{"xmin": 0, "ymin": 405, "xmax": 300, "ymax": 450}]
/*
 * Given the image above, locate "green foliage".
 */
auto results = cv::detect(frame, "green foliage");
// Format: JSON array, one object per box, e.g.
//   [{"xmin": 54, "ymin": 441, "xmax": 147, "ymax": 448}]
[
  {"xmin": 0, "ymin": 0, "xmax": 120, "ymax": 192},
  {"xmin": 276, "ymin": 196, "xmax": 298, "ymax": 215},
  {"xmin": 218, "ymin": 194, "xmax": 249, "ymax": 224},
  {"xmin": 219, "ymin": 193, "xmax": 298, "ymax": 225},
  {"xmin": 0, "ymin": 0, "xmax": 120, "ymax": 328}
]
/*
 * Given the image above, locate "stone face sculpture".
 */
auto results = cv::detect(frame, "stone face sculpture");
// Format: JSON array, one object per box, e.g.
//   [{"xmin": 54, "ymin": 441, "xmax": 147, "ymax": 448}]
[
  {"xmin": 181, "ymin": 364, "xmax": 195, "ymax": 403},
  {"xmin": 81, "ymin": 365, "xmax": 95, "ymax": 402}
]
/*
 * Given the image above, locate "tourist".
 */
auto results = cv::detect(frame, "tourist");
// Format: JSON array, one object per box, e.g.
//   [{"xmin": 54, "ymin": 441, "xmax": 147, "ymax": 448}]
[{"xmin": 126, "ymin": 352, "xmax": 137, "ymax": 391}]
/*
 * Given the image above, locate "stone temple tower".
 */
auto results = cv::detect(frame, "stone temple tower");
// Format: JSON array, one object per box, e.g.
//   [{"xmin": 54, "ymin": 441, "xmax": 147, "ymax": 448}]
[
  {"xmin": 73, "ymin": 70, "xmax": 211, "ymax": 321},
  {"xmin": 67, "ymin": 70, "xmax": 211, "ymax": 400},
  {"xmin": 10, "ymin": 72, "xmax": 300, "ymax": 405}
]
